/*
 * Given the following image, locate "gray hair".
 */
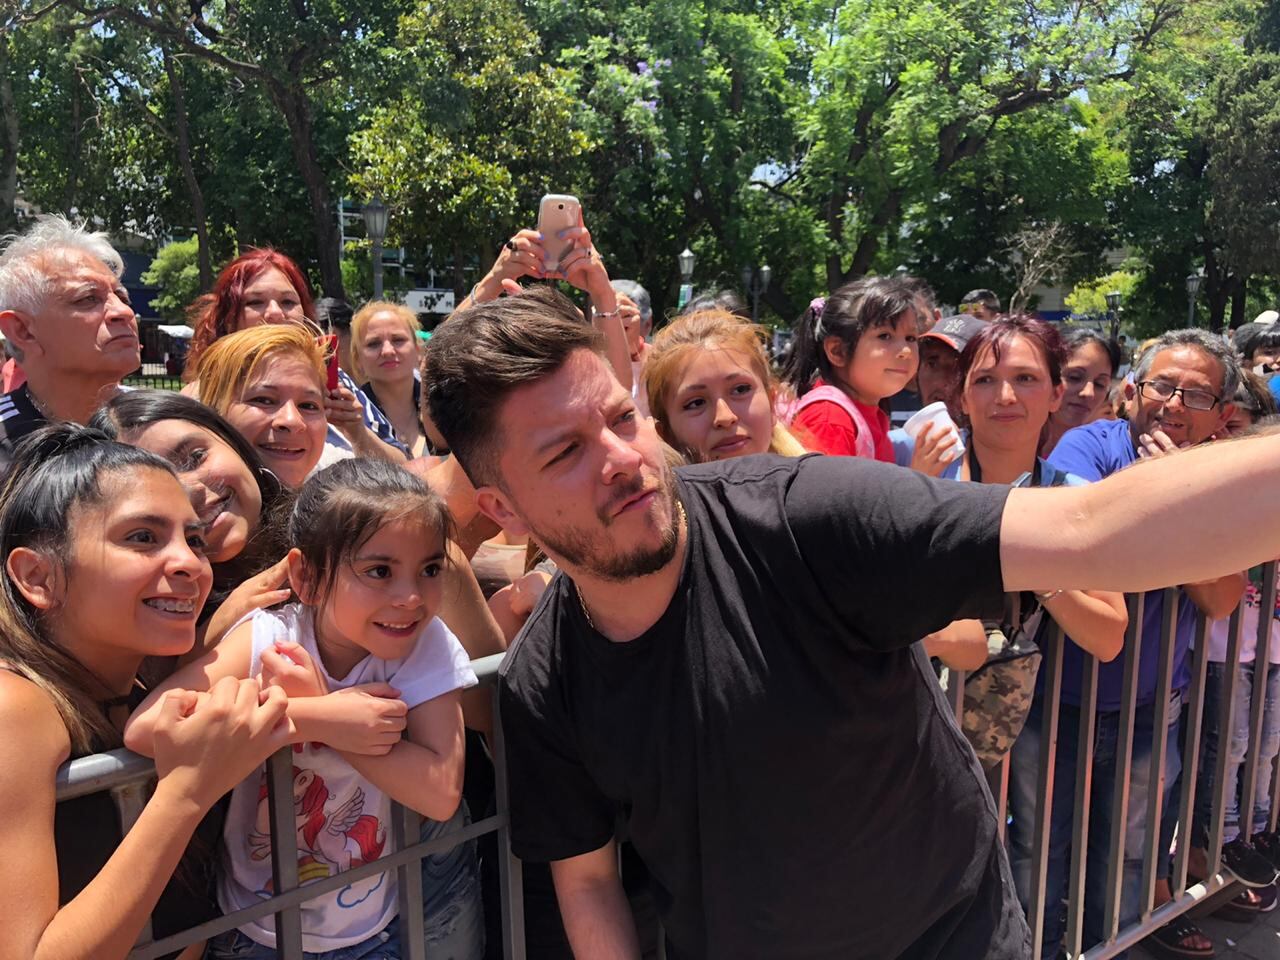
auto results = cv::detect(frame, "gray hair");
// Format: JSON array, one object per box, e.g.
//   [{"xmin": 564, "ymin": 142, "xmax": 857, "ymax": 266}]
[
  {"xmin": 611, "ymin": 279, "xmax": 652, "ymax": 326},
  {"xmin": 1132, "ymin": 328, "xmax": 1242, "ymax": 400},
  {"xmin": 0, "ymin": 215, "xmax": 124, "ymax": 316}
]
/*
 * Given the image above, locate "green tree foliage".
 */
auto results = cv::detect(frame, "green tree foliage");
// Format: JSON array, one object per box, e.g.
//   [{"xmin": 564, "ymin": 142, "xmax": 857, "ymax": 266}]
[
  {"xmin": 349, "ymin": 0, "xmax": 591, "ymax": 293},
  {"xmin": 141, "ymin": 237, "xmax": 204, "ymax": 322},
  {"xmin": 1065, "ymin": 270, "xmax": 1139, "ymax": 316}
]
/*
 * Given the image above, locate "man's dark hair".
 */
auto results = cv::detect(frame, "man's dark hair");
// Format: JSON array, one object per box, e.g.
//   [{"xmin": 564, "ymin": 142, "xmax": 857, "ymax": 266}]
[
  {"xmin": 423, "ymin": 285, "xmax": 603, "ymax": 486},
  {"xmin": 960, "ymin": 288, "xmax": 1001, "ymax": 312},
  {"xmin": 315, "ymin": 297, "xmax": 353, "ymax": 331}
]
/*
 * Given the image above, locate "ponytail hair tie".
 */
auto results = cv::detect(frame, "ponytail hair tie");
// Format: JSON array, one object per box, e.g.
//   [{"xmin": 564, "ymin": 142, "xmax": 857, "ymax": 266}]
[{"xmin": 810, "ymin": 297, "xmax": 827, "ymax": 339}]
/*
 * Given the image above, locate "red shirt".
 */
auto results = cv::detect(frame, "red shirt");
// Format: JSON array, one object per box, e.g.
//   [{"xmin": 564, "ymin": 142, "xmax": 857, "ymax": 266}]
[{"xmin": 791, "ymin": 384, "xmax": 895, "ymax": 462}]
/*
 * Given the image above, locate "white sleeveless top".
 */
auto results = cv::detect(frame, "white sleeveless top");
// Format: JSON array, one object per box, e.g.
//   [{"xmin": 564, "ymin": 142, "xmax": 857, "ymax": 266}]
[{"xmin": 217, "ymin": 603, "xmax": 478, "ymax": 951}]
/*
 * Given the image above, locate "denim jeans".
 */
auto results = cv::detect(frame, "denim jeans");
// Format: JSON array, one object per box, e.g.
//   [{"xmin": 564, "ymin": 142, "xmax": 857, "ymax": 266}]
[
  {"xmin": 210, "ymin": 804, "xmax": 485, "ymax": 960},
  {"xmin": 1194, "ymin": 662, "xmax": 1280, "ymax": 846},
  {"xmin": 1008, "ymin": 691, "xmax": 1182, "ymax": 958}
]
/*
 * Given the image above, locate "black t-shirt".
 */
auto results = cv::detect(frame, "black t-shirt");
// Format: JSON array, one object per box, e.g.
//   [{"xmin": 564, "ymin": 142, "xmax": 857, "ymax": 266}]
[{"xmin": 499, "ymin": 454, "xmax": 1030, "ymax": 960}]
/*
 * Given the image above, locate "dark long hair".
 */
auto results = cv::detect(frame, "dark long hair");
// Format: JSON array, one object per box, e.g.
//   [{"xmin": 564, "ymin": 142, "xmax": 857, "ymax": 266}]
[
  {"xmin": 780, "ymin": 277, "xmax": 919, "ymax": 397},
  {"xmin": 0, "ymin": 425, "xmax": 178, "ymax": 753},
  {"xmin": 288, "ymin": 458, "xmax": 454, "ymax": 612},
  {"xmin": 91, "ymin": 390, "xmax": 290, "ymax": 618},
  {"xmin": 1063, "ymin": 328, "xmax": 1121, "ymax": 377}
]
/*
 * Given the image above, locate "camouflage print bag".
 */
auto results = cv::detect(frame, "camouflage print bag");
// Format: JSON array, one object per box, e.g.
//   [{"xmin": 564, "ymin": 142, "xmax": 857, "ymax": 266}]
[{"xmin": 960, "ymin": 607, "xmax": 1042, "ymax": 769}]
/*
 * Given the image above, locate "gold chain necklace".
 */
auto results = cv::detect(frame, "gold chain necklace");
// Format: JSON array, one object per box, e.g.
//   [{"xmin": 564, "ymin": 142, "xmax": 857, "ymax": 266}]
[{"xmin": 574, "ymin": 499, "xmax": 686, "ymax": 631}]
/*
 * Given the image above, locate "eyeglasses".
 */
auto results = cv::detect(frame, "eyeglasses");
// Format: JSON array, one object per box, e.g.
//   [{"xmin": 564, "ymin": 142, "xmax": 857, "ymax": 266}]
[{"xmin": 1137, "ymin": 380, "xmax": 1221, "ymax": 411}]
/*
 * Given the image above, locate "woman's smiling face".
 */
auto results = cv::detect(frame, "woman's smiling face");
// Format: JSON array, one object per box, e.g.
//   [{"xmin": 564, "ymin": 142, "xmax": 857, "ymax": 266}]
[
  {"xmin": 123, "ymin": 419, "xmax": 263, "ymax": 564},
  {"xmin": 224, "ymin": 352, "xmax": 328, "ymax": 489}
]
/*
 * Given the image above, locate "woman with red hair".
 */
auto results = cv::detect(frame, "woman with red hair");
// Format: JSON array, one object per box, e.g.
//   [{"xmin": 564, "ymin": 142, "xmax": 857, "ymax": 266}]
[{"xmin": 185, "ymin": 249, "xmax": 407, "ymax": 463}]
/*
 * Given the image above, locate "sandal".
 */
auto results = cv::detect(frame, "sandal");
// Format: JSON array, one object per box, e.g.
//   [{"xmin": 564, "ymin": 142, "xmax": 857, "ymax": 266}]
[
  {"xmin": 1212, "ymin": 884, "xmax": 1274, "ymax": 922},
  {"xmin": 1143, "ymin": 915, "xmax": 1216, "ymax": 959}
]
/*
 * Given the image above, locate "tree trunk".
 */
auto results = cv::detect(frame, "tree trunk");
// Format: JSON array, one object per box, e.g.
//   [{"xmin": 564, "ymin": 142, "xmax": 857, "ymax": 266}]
[
  {"xmin": 63, "ymin": 73, "xmax": 82, "ymax": 216},
  {"xmin": 1203, "ymin": 248, "xmax": 1229, "ymax": 332},
  {"xmin": 267, "ymin": 79, "xmax": 345, "ymax": 299},
  {"xmin": 1229, "ymin": 275, "xmax": 1248, "ymax": 330},
  {"xmin": 163, "ymin": 49, "xmax": 213, "ymax": 292},
  {"xmin": 0, "ymin": 36, "xmax": 19, "ymax": 236}
]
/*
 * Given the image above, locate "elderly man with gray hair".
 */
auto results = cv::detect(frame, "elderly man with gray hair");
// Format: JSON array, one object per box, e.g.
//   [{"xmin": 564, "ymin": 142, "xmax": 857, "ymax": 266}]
[
  {"xmin": 611, "ymin": 279, "xmax": 654, "ymax": 414},
  {"xmin": 0, "ymin": 216, "xmax": 139, "ymax": 465}
]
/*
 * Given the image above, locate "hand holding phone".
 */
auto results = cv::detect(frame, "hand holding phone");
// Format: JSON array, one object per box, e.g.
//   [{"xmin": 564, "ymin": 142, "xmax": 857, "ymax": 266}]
[
  {"xmin": 322, "ymin": 334, "xmax": 340, "ymax": 390},
  {"xmin": 536, "ymin": 194, "xmax": 582, "ymax": 274}
]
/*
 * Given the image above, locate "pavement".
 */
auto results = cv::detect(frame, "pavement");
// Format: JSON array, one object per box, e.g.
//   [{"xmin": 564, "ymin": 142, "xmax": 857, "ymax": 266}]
[{"xmin": 1134, "ymin": 882, "xmax": 1280, "ymax": 960}]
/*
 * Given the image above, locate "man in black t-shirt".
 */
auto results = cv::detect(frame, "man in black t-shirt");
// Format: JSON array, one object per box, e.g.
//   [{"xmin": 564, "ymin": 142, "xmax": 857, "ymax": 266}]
[
  {"xmin": 0, "ymin": 216, "xmax": 140, "ymax": 470},
  {"xmin": 425, "ymin": 286, "xmax": 1280, "ymax": 959}
]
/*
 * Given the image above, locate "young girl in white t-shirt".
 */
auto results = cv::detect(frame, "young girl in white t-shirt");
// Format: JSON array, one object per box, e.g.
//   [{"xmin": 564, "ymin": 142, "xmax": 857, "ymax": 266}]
[{"xmin": 126, "ymin": 457, "xmax": 480, "ymax": 959}]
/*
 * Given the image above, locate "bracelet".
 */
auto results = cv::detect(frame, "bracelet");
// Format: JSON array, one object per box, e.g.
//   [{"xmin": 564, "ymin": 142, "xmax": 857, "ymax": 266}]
[
  {"xmin": 1035, "ymin": 589, "xmax": 1063, "ymax": 602},
  {"xmin": 593, "ymin": 306, "xmax": 622, "ymax": 320}
]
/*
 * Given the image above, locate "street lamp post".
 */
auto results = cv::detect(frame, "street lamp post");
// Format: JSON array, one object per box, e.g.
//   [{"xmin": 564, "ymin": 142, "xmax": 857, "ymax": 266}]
[
  {"xmin": 678, "ymin": 247, "xmax": 696, "ymax": 310},
  {"xmin": 741, "ymin": 264, "xmax": 772, "ymax": 325},
  {"xmin": 1104, "ymin": 290, "xmax": 1122, "ymax": 341},
  {"xmin": 1185, "ymin": 271, "xmax": 1202, "ymax": 329},
  {"xmin": 362, "ymin": 195, "xmax": 389, "ymax": 299}
]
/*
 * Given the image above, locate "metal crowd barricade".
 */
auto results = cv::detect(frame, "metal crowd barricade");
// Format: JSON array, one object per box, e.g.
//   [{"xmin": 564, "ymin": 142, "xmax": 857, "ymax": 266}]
[
  {"xmin": 54, "ymin": 653, "xmax": 526, "ymax": 960},
  {"xmin": 946, "ymin": 563, "xmax": 1280, "ymax": 960},
  {"xmin": 57, "ymin": 566, "xmax": 1280, "ymax": 960}
]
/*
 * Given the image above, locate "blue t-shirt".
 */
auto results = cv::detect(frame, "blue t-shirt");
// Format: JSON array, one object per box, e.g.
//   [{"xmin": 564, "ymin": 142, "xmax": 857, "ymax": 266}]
[{"xmin": 1046, "ymin": 419, "xmax": 1196, "ymax": 710}]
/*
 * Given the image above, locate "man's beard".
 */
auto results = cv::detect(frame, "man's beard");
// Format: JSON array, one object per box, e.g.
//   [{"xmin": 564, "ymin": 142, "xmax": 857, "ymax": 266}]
[{"xmin": 530, "ymin": 471, "xmax": 681, "ymax": 583}]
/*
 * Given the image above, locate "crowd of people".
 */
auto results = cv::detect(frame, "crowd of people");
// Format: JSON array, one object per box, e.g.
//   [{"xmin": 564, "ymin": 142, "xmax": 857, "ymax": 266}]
[{"xmin": 2, "ymin": 213, "xmax": 1280, "ymax": 960}]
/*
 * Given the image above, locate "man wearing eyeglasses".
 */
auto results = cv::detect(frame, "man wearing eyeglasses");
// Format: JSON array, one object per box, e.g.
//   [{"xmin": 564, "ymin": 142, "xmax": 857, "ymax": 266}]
[{"xmin": 1007, "ymin": 329, "xmax": 1248, "ymax": 959}]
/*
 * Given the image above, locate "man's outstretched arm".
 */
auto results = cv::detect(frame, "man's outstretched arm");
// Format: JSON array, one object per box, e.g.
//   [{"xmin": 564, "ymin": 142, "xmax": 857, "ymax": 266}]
[
  {"xmin": 551, "ymin": 840, "xmax": 641, "ymax": 960},
  {"xmin": 1001, "ymin": 429, "xmax": 1280, "ymax": 595}
]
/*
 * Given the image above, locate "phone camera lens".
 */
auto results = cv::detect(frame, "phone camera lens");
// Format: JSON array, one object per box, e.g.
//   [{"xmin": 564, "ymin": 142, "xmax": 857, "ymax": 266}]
[{"xmin": 557, "ymin": 204, "xmax": 564, "ymax": 210}]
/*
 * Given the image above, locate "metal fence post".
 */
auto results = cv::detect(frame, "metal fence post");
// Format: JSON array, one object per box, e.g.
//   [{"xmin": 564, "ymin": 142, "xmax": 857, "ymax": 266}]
[
  {"xmin": 493, "ymin": 684, "xmax": 526, "ymax": 960},
  {"xmin": 1237, "ymin": 562, "xmax": 1277, "ymax": 853},
  {"xmin": 1065, "ymin": 650, "xmax": 1098, "ymax": 959},
  {"xmin": 1172, "ymin": 613, "xmax": 1211, "ymax": 895},
  {"xmin": 266, "ymin": 747, "xmax": 305, "ymax": 958},
  {"xmin": 1027, "ymin": 622, "xmax": 1064, "ymax": 960},
  {"xmin": 1139, "ymin": 589, "xmax": 1178, "ymax": 918},
  {"xmin": 393, "ymin": 803, "xmax": 426, "ymax": 960},
  {"xmin": 1101, "ymin": 592, "xmax": 1144, "ymax": 940},
  {"xmin": 1208, "ymin": 603, "xmax": 1246, "ymax": 874}
]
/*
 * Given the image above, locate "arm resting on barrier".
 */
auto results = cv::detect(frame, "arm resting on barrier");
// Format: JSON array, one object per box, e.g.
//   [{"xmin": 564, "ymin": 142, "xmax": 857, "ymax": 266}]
[
  {"xmin": 550, "ymin": 839, "xmax": 642, "ymax": 960},
  {"xmin": 922, "ymin": 619, "xmax": 988, "ymax": 671},
  {"xmin": 1184, "ymin": 572, "xmax": 1248, "ymax": 620},
  {"xmin": 1002, "ymin": 429, "xmax": 1280, "ymax": 593},
  {"xmin": 2, "ymin": 673, "xmax": 288, "ymax": 960},
  {"xmin": 1040, "ymin": 590, "xmax": 1127, "ymax": 662},
  {"xmin": 337, "ymin": 690, "xmax": 465, "ymax": 822}
]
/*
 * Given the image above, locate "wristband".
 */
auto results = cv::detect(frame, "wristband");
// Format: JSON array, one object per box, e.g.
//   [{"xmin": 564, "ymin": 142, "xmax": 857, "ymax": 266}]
[{"xmin": 1035, "ymin": 589, "xmax": 1063, "ymax": 602}]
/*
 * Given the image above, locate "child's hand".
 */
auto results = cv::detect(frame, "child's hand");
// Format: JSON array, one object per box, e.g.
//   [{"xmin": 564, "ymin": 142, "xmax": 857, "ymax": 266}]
[
  {"xmin": 910, "ymin": 421, "xmax": 961, "ymax": 477},
  {"xmin": 309, "ymin": 684, "xmax": 408, "ymax": 756},
  {"xmin": 509, "ymin": 570, "xmax": 553, "ymax": 619},
  {"xmin": 152, "ymin": 677, "xmax": 292, "ymax": 811},
  {"xmin": 261, "ymin": 639, "xmax": 328, "ymax": 698}
]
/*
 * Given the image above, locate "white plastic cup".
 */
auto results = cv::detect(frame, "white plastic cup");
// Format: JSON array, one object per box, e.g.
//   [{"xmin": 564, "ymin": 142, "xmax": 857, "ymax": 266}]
[{"xmin": 903, "ymin": 402, "xmax": 965, "ymax": 462}]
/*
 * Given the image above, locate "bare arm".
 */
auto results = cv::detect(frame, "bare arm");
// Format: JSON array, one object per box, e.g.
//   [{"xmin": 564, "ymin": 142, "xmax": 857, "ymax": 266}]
[
  {"xmin": 1040, "ymin": 590, "xmax": 1128, "ymax": 662},
  {"xmin": 1184, "ymin": 573, "xmax": 1248, "ymax": 620},
  {"xmin": 921, "ymin": 619, "xmax": 988, "ymax": 671},
  {"xmin": 4, "ymin": 675, "xmax": 289, "ymax": 960},
  {"xmin": 1002, "ymin": 430, "xmax": 1280, "ymax": 593},
  {"xmin": 551, "ymin": 841, "xmax": 641, "ymax": 960},
  {"xmin": 437, "ymin": 540, "xmax": 506, "ymax": 734},
  {"xmin": 339, "ymin": 691, "xmax": 465, "ymax": 821}
]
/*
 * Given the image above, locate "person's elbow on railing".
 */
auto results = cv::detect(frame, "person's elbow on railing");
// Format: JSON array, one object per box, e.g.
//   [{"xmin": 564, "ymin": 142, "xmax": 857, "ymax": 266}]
[
  {"xmin": 1038, "ymin": 588, "xmax": 1128, "ymax": 663},
  {"xmin": 8, "ymin": 676, "xmax": 291, "ymax": 960},
  {"xmin": 551, "ymin": 839, "xmax": 643, "ymax": 960},
  {"xmin": 1184, "ymin": 571, "xmax": 1249, "ymax": 622},
  {"xmin": 923, "ymin": 619, "xmax": 988, "ymax": 671}
]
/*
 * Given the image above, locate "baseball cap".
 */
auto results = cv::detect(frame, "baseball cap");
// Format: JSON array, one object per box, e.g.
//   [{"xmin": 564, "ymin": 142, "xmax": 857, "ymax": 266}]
[
  {"xmin": 921, "ymin": 314, "xmax": 987, "ymax": 353},
  {"xmin": 1254, "ymin": 309, "xmax": 1279, "ymax": 325}
]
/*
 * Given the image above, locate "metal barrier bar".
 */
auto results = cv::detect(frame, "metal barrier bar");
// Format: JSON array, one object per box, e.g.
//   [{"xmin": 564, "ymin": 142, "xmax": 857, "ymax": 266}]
[
  {"xmin": 1207, "ymin": 602, "xmax": 1246, "ymax": 873},
  {"xmin": 1080, "ymin": 875, "xmax": 1233, "ymax": 960},
  {"xmin": 1064, "ymin": 649, "xmax": 1098, "ymax": 959},
  {"xmin": 1238, "ymin": 561, "xmax": 1278, "ymax": 851},
  {"xmin": 267, "ymin": 746, "xmax": 306, "ymax": 958},
  {"xmin": 945, "ymin": 667, "xmax": 966, "ymax": 723},
  {"xmin": 394, "ymin": 805, "xmax": 427, "ymax": 960},
  {"xmin": 1171, "ymin": 612, "xmax": 1211, "ymax": 895},
  {"xmin": 492, "ymin": 669, "xmax": 527, "ymax": 960},
  {"xmin": 994, "ymin": 752, "xmax": 1010, "ymax": 844},
  {"xmin": 1139, "ymin": 589, "xmax": 1178, "ymax": 918},
  {"xmin": 1027, "ymin": 621, "xmax": 1063, "ymax": 960},
  {"xmin": 1102, "ymin": 591, "xmax": 1144, "ymax": 939}
]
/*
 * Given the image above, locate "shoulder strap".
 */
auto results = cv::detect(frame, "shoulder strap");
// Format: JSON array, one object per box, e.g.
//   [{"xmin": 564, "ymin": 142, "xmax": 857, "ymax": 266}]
[{"xmin": 791, "ymin": 386, "xmax": 876, "ymax": 458}]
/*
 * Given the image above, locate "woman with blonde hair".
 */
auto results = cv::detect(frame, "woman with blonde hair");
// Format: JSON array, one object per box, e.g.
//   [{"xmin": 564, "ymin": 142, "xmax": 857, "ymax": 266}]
[
  {"xmin": 642, "ymin": 309, "xmax": 807, "ymax": 462},
  {"xmin": 350, "ymin": 301, "xmax": 433, "ymax": 458},
  {"xmin": 193, "ymin": 325, "xmax": 332, "ymax": 489}
]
